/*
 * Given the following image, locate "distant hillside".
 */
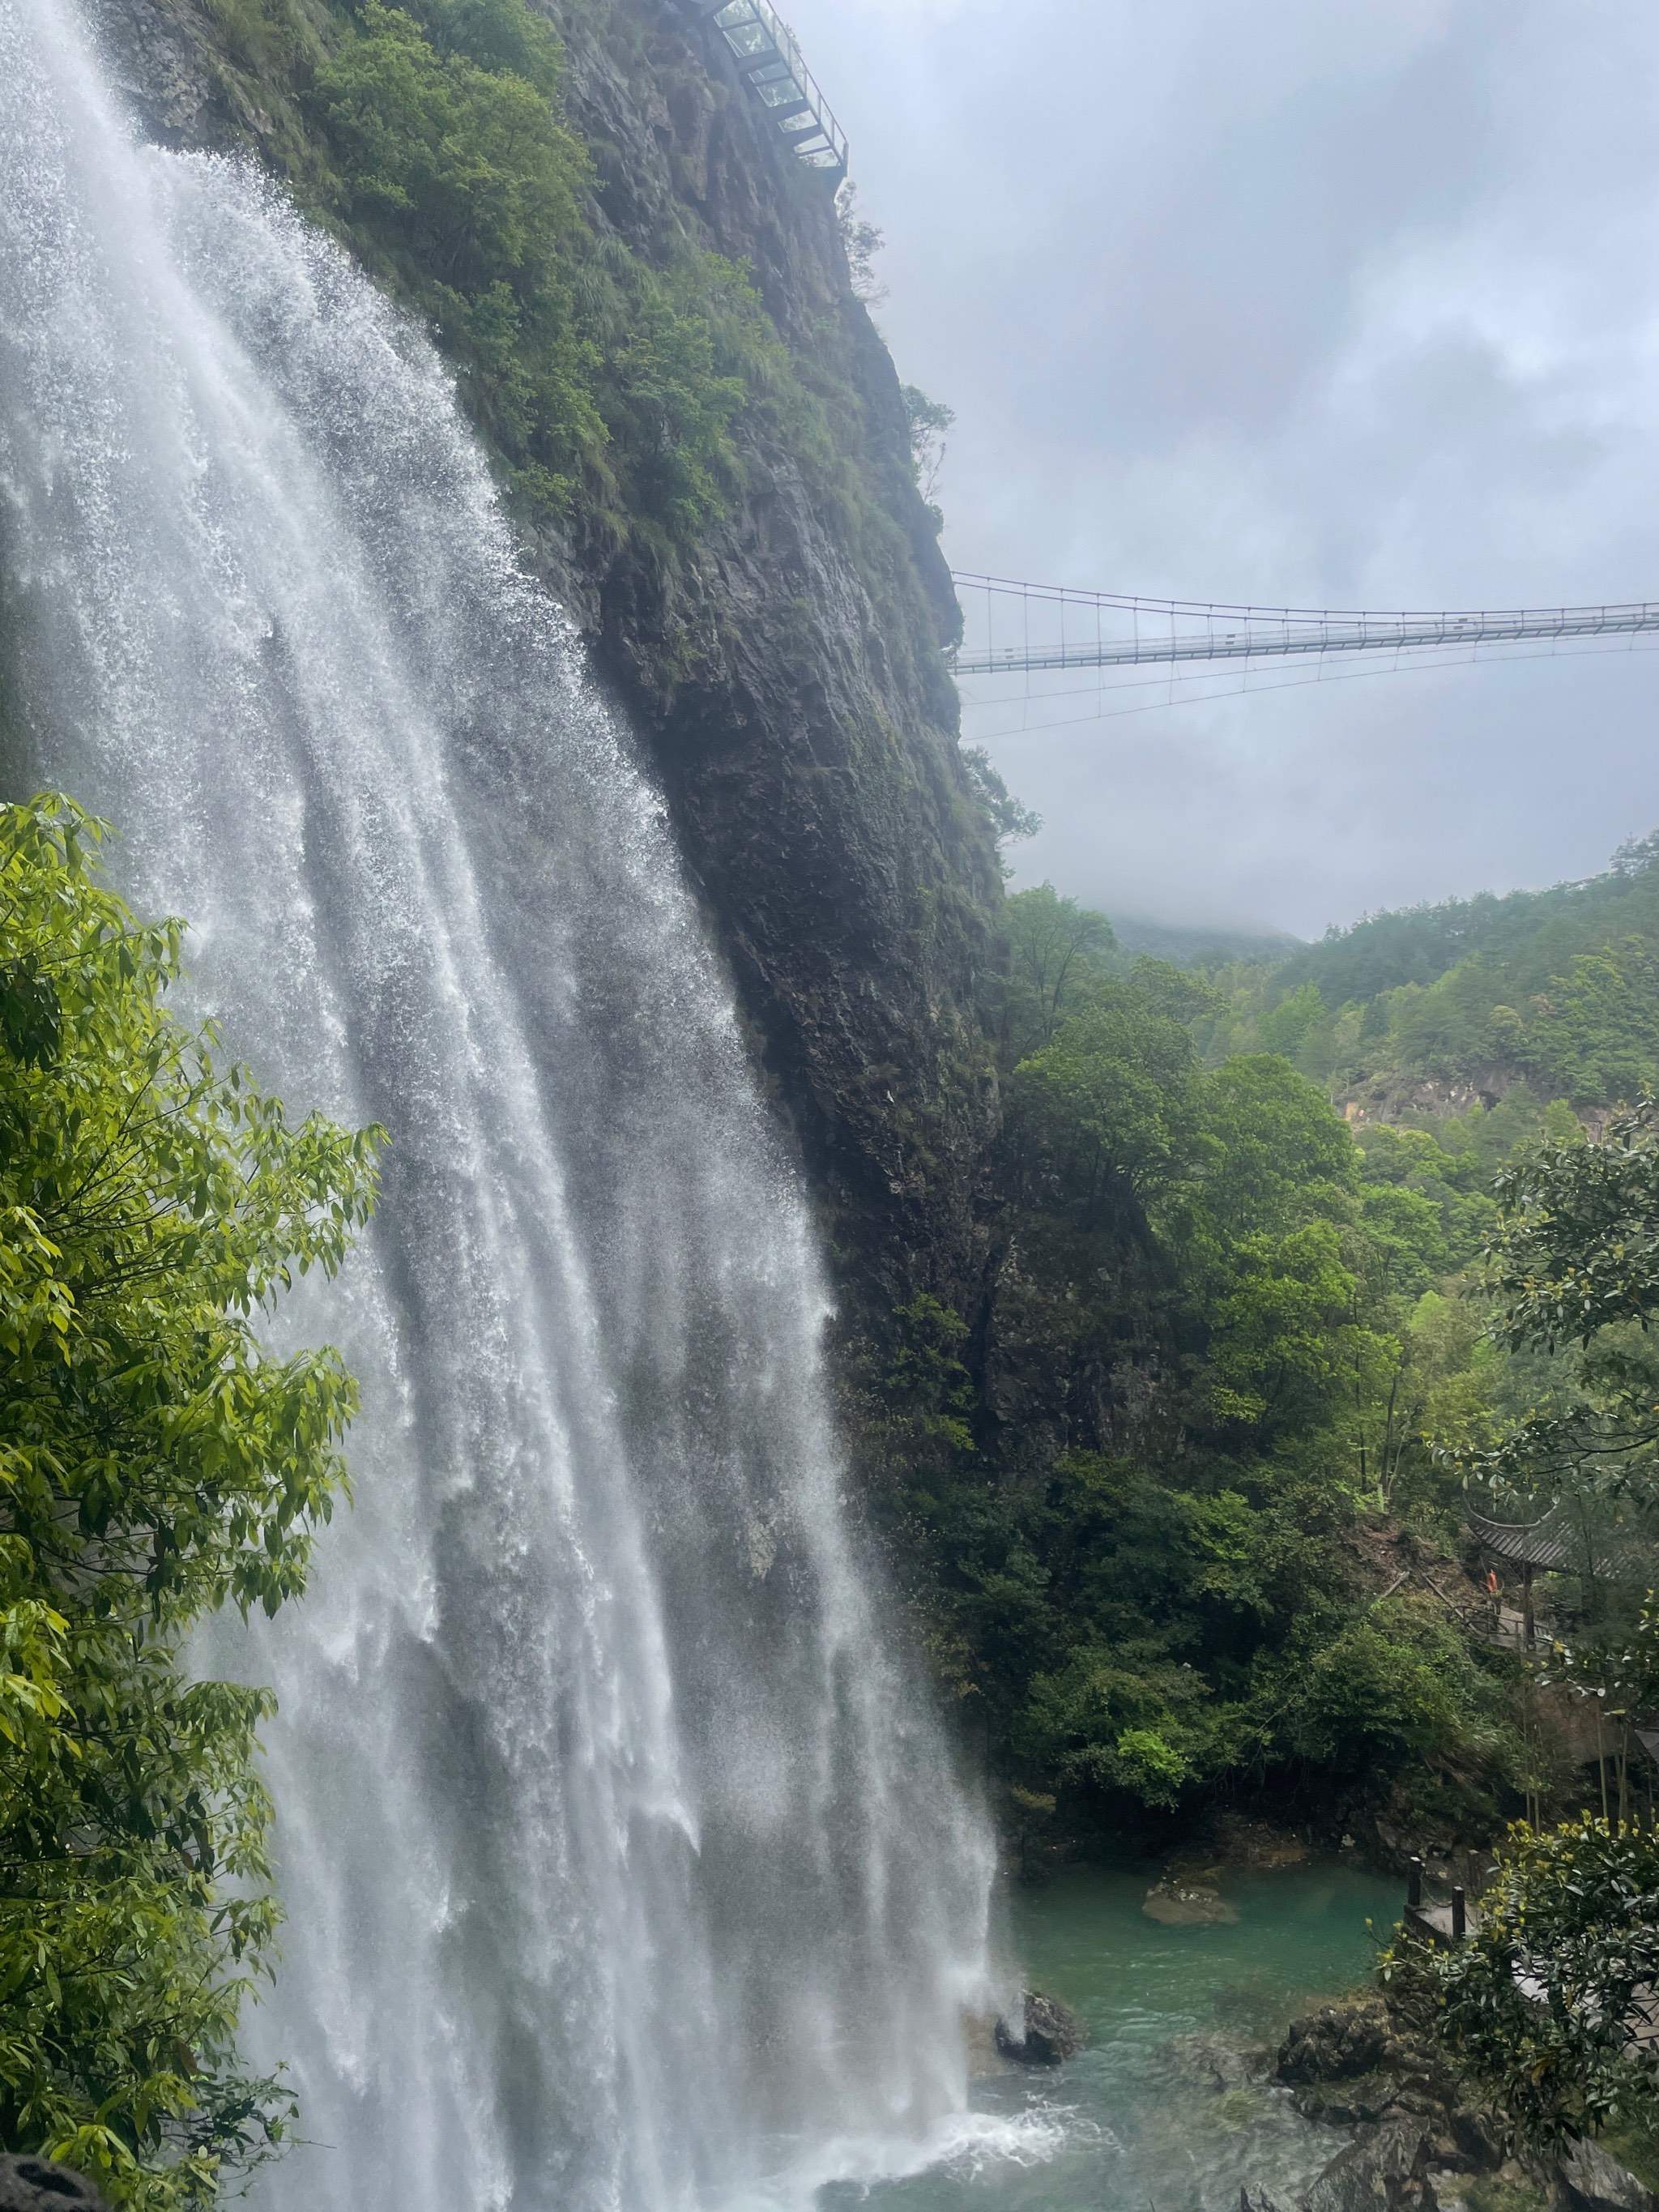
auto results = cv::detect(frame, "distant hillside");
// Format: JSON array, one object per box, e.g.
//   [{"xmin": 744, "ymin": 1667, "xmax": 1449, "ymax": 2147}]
[
  {"xmin": 1198, "ymin": 829, "xmax": 1659, "ymax": 1121},
  {"xmin": 1109, "ymin": 913, "xmax": 1301, "ymax": 969}
]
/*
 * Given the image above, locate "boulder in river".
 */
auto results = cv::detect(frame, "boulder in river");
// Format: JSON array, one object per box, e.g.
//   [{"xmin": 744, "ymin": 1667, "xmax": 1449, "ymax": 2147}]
[
  {"xmin": 1143, "ymin": 1880, "xmax": 1239, "ymax": 1925},
  {"xmin": 0, "ymin": 2156, "xmax": 109, "ymax": 2210},
  {"xmin": 1164, "ymin": 2028, "xmax": 1268, "ymax": 2091},
  {"xmin": 1277, "ymin": 2001, "xmax": 1392, "ymax": 2085},
  {"xmin": 994, "ymin": 1988, "xmax": 1082, "ymax": 2065},
  {"xmin": 1294, "ymin": 2072, "xmax": 1401, "ymax": 2128}
]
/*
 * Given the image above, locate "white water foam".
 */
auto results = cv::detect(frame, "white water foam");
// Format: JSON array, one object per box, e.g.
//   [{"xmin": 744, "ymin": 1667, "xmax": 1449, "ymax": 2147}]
[{"xmin": 735, "ymin": 2099, "xmax": 1088, "ymax": 2207}]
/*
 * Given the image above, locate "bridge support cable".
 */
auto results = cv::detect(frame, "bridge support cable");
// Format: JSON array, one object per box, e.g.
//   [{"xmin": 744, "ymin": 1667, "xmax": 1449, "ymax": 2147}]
[{"xmin": 949, "ymin": 570, "xmax": 1659, "ymax": 675}]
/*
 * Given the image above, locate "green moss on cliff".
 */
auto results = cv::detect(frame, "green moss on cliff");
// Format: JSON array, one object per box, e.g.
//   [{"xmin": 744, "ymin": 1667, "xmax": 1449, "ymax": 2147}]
[
  {"xmin": 172, "ymin": 0, "xmax": 953, "ymax": 685},
  {"xmin": 173, "ymin": 0, "xmax": 769, "ymax": 556}
]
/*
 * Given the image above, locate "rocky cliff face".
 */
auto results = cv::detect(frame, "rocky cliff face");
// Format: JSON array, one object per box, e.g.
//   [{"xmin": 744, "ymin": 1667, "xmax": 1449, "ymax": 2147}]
[
  {"xmin": 89, "ymin": 0, "xmax": 1003, "ymax": 1318},
  {"xmin": 549, "ymin": 0, "xmax": 1002, "ymax": 1313}
]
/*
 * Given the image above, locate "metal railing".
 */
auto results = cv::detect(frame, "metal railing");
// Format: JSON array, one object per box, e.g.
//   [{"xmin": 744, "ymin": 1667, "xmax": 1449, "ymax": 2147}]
[
  {"xmin": 680, "ymin": 0, "xmax": 848, "ymax": 182},
  {"xmin": 951, "ymin": 571, "xmax": 1659, "ymax": 674}
]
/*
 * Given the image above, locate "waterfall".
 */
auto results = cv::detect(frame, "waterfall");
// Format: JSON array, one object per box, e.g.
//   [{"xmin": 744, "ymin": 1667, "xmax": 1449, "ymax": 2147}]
[{"xmin": 0, "ymin": 0, "xmax": 998, "ymax": 2202}]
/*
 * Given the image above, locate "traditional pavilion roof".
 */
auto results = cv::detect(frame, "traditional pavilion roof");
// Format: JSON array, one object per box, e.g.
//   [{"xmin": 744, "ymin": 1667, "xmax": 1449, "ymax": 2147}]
[{"xmin": 1468, "ymin": 1502, "xmax": 1655, "ymax": 1581}]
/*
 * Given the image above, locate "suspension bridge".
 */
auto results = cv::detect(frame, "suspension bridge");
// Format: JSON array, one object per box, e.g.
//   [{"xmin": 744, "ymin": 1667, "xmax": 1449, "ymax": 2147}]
[
  {"xmin": 950, "ymin": 573, "xmax": 1659, "ymax": 676},
  {"xmin": 669, "ymin": 0, "xmax": 1657, "ymax": 705}
]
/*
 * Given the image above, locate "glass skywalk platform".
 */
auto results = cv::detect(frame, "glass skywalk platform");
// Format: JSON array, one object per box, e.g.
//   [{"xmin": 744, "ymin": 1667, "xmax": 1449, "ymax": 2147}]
[{"xmin": 679, "ymin": 0, "xmax": 848, "ymax": 183}]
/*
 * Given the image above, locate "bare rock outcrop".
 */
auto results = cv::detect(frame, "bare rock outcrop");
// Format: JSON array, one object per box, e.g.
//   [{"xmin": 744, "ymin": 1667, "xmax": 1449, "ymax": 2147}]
[
  {"xmin": 1303, "ymin": 2114, "xmax": 1432, "ymax": 2212},
  {"xmin": 1558, "ymin": 2138, "xmax": 1657, "ymax": 2212},
  {"xmin": 0, "ymin": 2157, "xmax": 108, "ymax": 2211},
  {"xmin": 1277, "ymin": 2002, "xmax": 1393, "ymax": 2086}
]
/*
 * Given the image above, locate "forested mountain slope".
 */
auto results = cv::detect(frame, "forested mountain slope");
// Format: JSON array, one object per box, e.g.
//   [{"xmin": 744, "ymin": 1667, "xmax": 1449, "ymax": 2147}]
[
  {"xmin": 888, "ymin": 835, "xmax": 1659, "ymax": 1860},
  {"xmin": 1203, "ymin": 830, "xmax": 1659, "ymax": 1121}
]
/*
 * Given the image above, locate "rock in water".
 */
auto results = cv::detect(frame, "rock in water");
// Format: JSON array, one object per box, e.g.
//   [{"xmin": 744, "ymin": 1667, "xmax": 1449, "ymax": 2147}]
[
  {"xmin": 1557, "ymin": 2139, "xmax": 1657, "ymax": 2212},
  {"xmin": 1143, "ymin": 1881, "xmax": 1239, "ymax": 1925},
  {"xmin": 1303, "ymin": 2114, "xmax": 1431, "ymax": 2212},
  {"xmin": 1277, "ymin": 2001, "xmax": 1392, "ymax": 2084},
  {"xmin": 1165, "ymin": 2030, "xmax": 1266, "ymax": 2091},
  {"xmin": 994, "ymin": 1990, "xmax": 1082, "ymax": 2065},
  {"xmin": 0, "ymin": 2158, "xmax": 108, "ymax": 2210}
]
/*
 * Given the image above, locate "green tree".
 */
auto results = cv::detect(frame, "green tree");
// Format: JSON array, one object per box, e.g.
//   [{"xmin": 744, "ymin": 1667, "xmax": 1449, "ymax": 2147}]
[
  {"xmin": 1519, "ymin": 938, "xmax": 1659, "ymax": 1104},
  {"xmin": 1267, "ymin": 1596, "xmax": 1508, "ymax": 1783},
  {"xmin": 991, "ymin": 886, "xmax": 1115, "ymax": 1065},
  {"xmin": 0, "ymin": 796, "xmax": 381, "ymax": 2208},
  {"xmin": 1128, "ymin": 954, "xmax": 1227, "ymax": 1029},
  {"xmin": 1007, "ymin": 979, "xmax": 1197, "ymax": 1221},
  {"xmin": 1182, "ymin": 1053, "xmax": 1358, "ymax": 1255},
  {"xmin": 1462, "ymin": 1097, "xmax": 1659, "ymax": 1501},
  {"xmin": 834, "ymin": 181, "xmax": 885, "ymax": 303},
  {"xmin": 962, "ymin": 753, "xmax": 1043, "ymax": 879},
  {"xmin": 1205, "ymin": 1219, "xmax": 1358, "ymax": 1430},
  {"xmin": 1017, "ymin": 1646, "xmax": 1209, "ymax": 1811},
  {"xmin": 1400, "ymin": 1817, "xmax": 1659, "ymax": 2146},
  {"xmin": 1258, "ymin": 979, "xmax": 1325, "ymax": 1057},
  {"xmin": 901, "ymin": 384, "xmax": 953, "ymax": 506},
  {"xmin": 314, "ymin": 1, "xmax": 584, "ymax": 296},
  {"xmin": 306, "ymin": 0, "xmax": 773, "ymax": 542}
]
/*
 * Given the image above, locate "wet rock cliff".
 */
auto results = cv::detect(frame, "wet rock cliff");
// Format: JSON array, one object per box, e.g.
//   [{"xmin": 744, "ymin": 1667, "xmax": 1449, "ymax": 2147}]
[
  {"xmin": 89, "ymin": 0, "xmax": 1004, "ymax": 1317},
  {"xmin": 552, "ymin": 1, "xmax": 1003, "ymax": 1313}
]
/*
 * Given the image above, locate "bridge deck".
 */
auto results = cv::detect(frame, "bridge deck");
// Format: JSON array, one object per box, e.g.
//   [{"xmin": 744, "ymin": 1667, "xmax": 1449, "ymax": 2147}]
[{"xmin": 951, "ymin": 572, "xmax": 1659, "ymax": 674}]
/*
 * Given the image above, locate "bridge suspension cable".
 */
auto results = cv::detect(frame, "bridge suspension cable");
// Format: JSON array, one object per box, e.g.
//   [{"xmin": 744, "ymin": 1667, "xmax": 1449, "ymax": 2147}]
[{"xmin": 950, "ymin": 571, "xmax": 1659, "ymax": 676}]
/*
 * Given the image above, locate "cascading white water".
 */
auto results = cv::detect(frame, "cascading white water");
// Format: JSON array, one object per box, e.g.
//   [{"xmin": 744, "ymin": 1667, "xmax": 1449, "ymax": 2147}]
[{"xmin": 0, "ymin": 1, "xmax": 1003, "ymax": 2202}]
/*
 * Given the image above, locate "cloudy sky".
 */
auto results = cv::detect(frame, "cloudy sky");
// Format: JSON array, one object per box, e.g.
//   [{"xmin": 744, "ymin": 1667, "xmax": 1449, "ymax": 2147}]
[{"xmin": 782, "ymin": 0, "xmax": 1659, "ymax": 938}]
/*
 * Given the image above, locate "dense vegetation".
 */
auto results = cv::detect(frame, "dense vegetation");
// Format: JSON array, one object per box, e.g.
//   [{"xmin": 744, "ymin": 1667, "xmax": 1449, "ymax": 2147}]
[
  {"xmin": 305, "ymin": 0, "xmax": 784, "ymax": 557},
  {"xmin": 1199, "ymin": 829, "xmax": 1659, "ymax": 1112},
  {"xmin": 868, "ymin": 835, "xmax": 1659, "ymax": 1857},
  {"xmin": 1366, "ymin": 1108, "xmax": 1659, "ymax": 2154},
  {"xmin": 184, "ymin": 0, "xmax": 948, "ymax": 673},
  {"xmin": 1401, "ymin": 1816, "xmax": 1659, "ymax": 2147},
  {"xmin": 0, "ymin": 798, "xmax": 379, "ymax": 2208}
]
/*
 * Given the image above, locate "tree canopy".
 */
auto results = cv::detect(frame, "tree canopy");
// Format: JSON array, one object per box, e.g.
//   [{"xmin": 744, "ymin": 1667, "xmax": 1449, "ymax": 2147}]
[
  {"xmin": 0, "ymin": 796, "xmax": 380, "ymax": 2209},
  {"xmin": 864, "ymin": 882, "xmax": 1539, "ymax": 1847},
  {"xmin": 1201, "ymin": 827, "xmax": 1659, "ymax": 1111}
]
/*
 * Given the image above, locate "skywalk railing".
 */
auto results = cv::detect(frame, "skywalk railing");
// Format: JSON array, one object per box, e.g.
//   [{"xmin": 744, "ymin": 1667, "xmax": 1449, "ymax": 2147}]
[
  {"xmin": 679, "ymin": 0, "xmax": 849, "ymax": 182},
  {"xmin": 950, "ymin": 573, "xmax": 1659, "ymax": 674}
]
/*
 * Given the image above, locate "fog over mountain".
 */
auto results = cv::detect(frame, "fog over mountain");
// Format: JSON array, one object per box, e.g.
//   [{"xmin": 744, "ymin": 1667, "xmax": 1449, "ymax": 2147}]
[{"xmin": 786, "ymin": 0, "xmax": 1659, "ymax": 937}]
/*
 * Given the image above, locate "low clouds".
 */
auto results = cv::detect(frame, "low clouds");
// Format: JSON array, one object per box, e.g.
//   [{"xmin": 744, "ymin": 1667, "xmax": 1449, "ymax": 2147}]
[{"xmin": 783, "ymin": 0, "xmax": 1659, "ymax": 935}]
